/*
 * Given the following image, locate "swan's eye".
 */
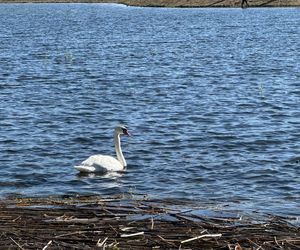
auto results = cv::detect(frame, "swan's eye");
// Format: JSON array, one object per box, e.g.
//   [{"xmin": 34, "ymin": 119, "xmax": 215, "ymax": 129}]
[{"xmin": 122, "ymin": 128, "xmax": 130, "ymax": 136}]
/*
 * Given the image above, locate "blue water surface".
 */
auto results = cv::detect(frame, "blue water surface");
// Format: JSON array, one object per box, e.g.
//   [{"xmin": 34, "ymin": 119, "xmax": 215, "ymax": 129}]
[{"xmin": 0, "ymin": 4, "xmax": 299, "ymax": 216}]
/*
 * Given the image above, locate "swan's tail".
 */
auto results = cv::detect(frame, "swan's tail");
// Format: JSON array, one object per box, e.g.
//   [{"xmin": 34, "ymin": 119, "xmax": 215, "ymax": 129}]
[{"xmin": 74, "ymin": 165, "xmax": 96, "ymax": 173}]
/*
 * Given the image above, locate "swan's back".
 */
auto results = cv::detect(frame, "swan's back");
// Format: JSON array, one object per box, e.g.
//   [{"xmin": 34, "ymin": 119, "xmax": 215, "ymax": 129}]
[{"xmin": 74, "ymin": 155, "xmax": 123, "ymax": 173}]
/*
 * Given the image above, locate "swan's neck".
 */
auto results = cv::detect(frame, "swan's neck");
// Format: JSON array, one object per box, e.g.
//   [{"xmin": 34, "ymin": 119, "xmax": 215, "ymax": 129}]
[{"xmin": 114, "ymin": 133, "xmax": 127, "ymax": 167}]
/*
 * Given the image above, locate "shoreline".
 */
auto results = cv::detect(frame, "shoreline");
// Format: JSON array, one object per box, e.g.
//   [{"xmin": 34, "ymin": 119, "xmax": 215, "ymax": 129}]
[
  {"xmin": 0, "ymin": 195, "xmax": 299, "ymax": 249},
  {"xmin": 1, "ymin": 0, "xmax": 300, "ymax": 7}
]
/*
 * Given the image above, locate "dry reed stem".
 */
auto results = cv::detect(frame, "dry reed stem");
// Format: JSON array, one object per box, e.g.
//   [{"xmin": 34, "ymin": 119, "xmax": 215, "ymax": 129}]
[
  {"xmin": 42, "ymin": 240, "xmax": 52, "ymax": 250},
  {"xmin": 0, "ymin": 195, "xmax": 299, "ymax": 249},
  {"xmin": 10, "ymin": 237, "xmax": 25, "ymax": 250},
  {"xmin": 181, "ymin": 233, "xmax": 222, "ymax": 244},
  {"xmin": 96, "ymin": 237, "xmax": 108, "ymax": 247},
  {"xmin": 121, "ymin": 232, "xmax": 145, "ymax": 237}
]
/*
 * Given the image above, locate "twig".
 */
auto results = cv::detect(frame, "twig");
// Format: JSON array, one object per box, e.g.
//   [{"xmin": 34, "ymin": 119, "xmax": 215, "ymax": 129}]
[
  {"xmin": 42, "ymin": 240, "xmax": 52, "ymax": 250},
  {"xmin": 235, "ymin": 243, "xmax": 243, "ymax": 250},
  {"xmin": 151, "ymin": 217, "xmax": 154, "ymax": 230},
  {"xmin": 54, "ymin": 231, "xmax": 86, "ymax": 238},
  {"xmin": 247, "ymin": 238, "xmax": 265, "ymax": 250},
  {"xmin": 173, "ymin": 213, "xmax": 197, "ymax": 223},
  {"xmin": 103, "ymin": 207, "xmax": 115, "ymax": 215},
  {"xmin": 274, "ymin": 236, "xmax": 282, "ymax": 249},
  {"xmin": 107, "ymin": 241, "xmax": 119, "ymax": 248},
  {"xmin": 120, "ymin": 227, "xmax": 135, "ymax": 231},
  {"xmin": 181, "ymin": 233, "xmax": 222, "ymax": 244},
  {"xmin": 10, "ymin": 237, "xmax": 25, "ymax": 250},
  {"xmin": 286, "ymin": 239, "xmax": 300, "ymax": 242},
  {"xmin": 109, "ymin": 224, "xmax": 119, "ymax": 235},
  {"xmin": 121, "ymin": 232, "xmax": 144, "ymax": 238},
  {"xmin": 284, "ymin": 240, "xmax": 300, "ymax": 249},
  {"xmin": 96, "ymin": 237, "xmax": 108, "ymax": 247},
  {"xmin": 12, "ymin": 216, "xmax": 21, "ymax": 222},
  {"xmin": 227, "ymin": 244, "xmax": 233, "ymax": 250},
  {"xmin": 157, "ymin": 235, "xmax": 178, "ymax": 247}
]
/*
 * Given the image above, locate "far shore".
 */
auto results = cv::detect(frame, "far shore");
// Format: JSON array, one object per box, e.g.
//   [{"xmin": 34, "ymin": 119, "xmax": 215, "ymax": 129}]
[{"xmin": 1, "ymin": 0, "xmax": 300, "ymax": 8}]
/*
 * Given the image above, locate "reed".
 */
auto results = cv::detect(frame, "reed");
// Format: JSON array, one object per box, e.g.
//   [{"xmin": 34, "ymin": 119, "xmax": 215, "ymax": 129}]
[{"xmin": 0, "ymin": 195, "xmax": 299, "ymax": 249}]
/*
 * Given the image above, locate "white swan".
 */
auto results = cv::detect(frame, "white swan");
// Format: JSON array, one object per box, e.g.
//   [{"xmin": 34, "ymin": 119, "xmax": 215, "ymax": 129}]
[{"xmin": 74, "ymin": 125, "xmax": 130, "ymax": 173}]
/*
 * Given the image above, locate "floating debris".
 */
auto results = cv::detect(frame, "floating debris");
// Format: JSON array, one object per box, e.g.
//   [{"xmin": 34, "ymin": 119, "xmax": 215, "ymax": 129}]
[{"xmin": 0, "ymin": 195, "xmax": 299, "ymax": 249}]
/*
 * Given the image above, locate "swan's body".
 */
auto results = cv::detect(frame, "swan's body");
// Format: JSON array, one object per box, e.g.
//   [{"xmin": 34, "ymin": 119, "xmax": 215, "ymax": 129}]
[{"xmin": 74, "ymin": 126, "xmax": 130, "ymax": 173}]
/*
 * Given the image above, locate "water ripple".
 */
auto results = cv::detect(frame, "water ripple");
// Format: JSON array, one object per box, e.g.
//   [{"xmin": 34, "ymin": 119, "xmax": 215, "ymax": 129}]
[{"xmin": 0, "ymin": 5, "xmax": 299, "ymax": 215}]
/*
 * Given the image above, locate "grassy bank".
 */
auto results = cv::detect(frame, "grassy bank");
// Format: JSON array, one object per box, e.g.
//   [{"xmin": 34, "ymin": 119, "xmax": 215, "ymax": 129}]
[
  {"xmin": 0, "ymin": 0, "xmax": 300, "ymax": 7},
  {"xmin": 0, "ymin": 195, "xmax": 299, "ymax": 249}
]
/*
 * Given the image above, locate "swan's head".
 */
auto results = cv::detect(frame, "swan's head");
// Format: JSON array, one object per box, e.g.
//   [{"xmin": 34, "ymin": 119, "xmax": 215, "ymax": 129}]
[{"xmin": 115, "ymin": 125, "xmax": 130, "ymax": 136}]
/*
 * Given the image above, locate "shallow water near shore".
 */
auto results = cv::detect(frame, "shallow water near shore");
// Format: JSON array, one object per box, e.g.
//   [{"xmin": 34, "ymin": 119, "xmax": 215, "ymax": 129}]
[{"xmin": 0, "ymin": 4, "xmax": 299, "ymax": 216}]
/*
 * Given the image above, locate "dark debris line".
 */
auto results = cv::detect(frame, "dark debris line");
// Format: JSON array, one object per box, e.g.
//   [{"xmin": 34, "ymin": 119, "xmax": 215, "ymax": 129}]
[{"xmin": 0, "ymin": 196, "xmax": 299, "ymax": 249}]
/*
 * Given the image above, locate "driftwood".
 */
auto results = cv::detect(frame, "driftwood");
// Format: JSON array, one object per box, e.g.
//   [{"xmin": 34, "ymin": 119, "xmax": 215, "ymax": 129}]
[{"xmin": 0, "ymin": 195, "xmax": 299, "ymax": 249}]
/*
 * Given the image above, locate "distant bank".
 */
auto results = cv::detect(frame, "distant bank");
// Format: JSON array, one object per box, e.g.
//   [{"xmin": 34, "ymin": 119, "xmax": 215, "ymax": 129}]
[{"xmin": 1, "ymin": 0, "xmax": 300, "ymax": 7}]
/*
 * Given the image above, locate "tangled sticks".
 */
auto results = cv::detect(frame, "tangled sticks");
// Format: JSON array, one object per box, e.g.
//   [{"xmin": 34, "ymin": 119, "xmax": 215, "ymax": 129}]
[{"xmin": 0, "ymin": 195, "xmax": 299, "ymax": 249}]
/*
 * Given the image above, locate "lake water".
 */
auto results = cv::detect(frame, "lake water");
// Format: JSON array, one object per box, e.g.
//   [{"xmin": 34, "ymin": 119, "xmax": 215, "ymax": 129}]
[{"xmin": 0, "ymin": 4, "xmax": 299, "ymax": 216}]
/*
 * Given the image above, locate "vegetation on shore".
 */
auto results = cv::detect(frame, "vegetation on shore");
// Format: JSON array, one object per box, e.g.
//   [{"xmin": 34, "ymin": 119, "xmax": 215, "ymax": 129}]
[
  {"xmin": 0, "ymin": 0, "xmax": 300, "ymax": 7},
  {"xmin": 0, "ymin": 195, "xmax": 299, "ymax": 249}
]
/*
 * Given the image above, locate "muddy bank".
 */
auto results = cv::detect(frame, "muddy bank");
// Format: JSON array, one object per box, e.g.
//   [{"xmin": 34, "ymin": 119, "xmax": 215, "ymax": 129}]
[
  {"xmin": 0, "ymin": 195, "xmax": 299, "ymax": 249},
  {"xmin": 0, "ymin": 0, "xmax": 300, "ymax": 7}
]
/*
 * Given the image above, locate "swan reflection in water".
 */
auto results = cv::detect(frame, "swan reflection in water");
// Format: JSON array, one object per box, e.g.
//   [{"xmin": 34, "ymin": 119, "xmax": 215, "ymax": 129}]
[
  {"xmin": 75, "ymin": 170, "xmax": 125, "ymax": 191},
  {"xmin": 74, "ymin": 125, "xmax": 130, "ymax": 173},
  {"xmin": 76, "ymin": 170, "xmax": 124, "ymax": 179}
]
